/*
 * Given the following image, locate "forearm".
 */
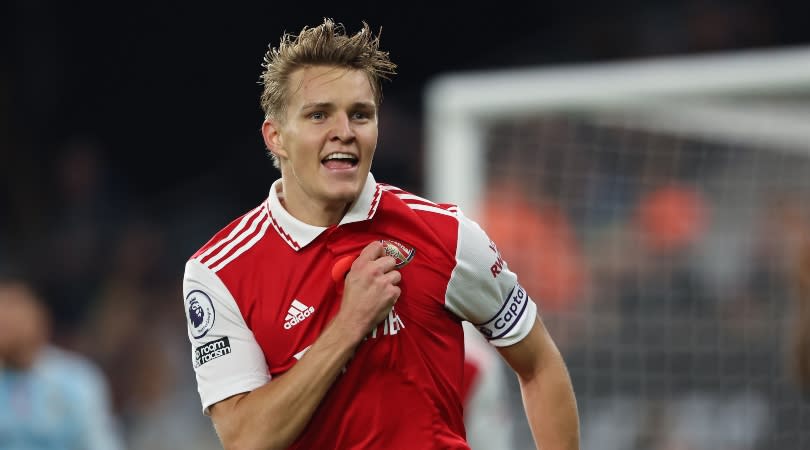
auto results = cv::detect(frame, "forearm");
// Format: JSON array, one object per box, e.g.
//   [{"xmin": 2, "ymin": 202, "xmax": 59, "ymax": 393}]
[
  {"xmin": 518, "ymin": 347, "xmax": 580, "ymax": 450},
  {"xmin": 211, "ymin": 242, "xmax": 400, "ymax": 450},
  {"xmin": 214, "ymin": 317, "xmax": 362, "ymax": 450}
]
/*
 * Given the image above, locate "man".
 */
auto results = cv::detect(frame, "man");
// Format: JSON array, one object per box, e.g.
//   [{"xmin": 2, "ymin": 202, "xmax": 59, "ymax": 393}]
[
  {"xmin": 183, "ymin": 18, "xmax": 579, "ymax": 449},
  {"xmin": 0, "ymin": 275, "xmax": 125, "ymax": 450}
]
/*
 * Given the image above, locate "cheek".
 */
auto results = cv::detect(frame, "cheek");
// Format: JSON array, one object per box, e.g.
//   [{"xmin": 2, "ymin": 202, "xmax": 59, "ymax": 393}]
[
  {"xmin": 287, "ymin": 136, "xmax": 322, "ymax": 163},
  {"xmin": 359, "ymin": 128, "xmax": 379, "ymax": 150}
]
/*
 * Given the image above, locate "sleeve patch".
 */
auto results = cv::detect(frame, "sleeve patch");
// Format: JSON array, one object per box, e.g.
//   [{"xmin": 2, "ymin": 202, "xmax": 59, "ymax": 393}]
[
  {"xmin": 194, "ymin": 337, "xmax": 232, "ymax": 368},
  {"xmin": 474, "ymin": 284, "xmax": 530, "ymax": 340},
  {"xmin": 186, "ymin": 290, "xmax": 216, "ymax": 339}
]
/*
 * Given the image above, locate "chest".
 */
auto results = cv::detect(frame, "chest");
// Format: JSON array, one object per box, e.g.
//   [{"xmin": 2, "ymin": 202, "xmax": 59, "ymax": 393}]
[{"xmin": 239, "ymin": 226, "xmax": 457, "ymax": 375}]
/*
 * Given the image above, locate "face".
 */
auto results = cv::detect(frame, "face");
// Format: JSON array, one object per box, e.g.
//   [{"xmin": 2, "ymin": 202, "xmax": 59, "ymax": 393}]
[
  {"xmin": 0, "ymin": 284, "xmax": 48, "ymax": 369},
  {"xmin": 263, "ymin": 65, "xmax": 378, "ymax": 224}
]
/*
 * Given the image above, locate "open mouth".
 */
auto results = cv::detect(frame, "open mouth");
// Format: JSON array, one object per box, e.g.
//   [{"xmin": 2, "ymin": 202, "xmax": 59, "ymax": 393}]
[{"xmin": 321, "ymin": 152, "xmax": 359, "ymax": 170}]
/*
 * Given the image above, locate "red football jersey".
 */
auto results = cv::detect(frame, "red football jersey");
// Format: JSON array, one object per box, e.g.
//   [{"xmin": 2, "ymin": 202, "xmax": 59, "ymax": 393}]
[{"xmin": 183, "ymin": 173, "xmax": 538, "ymax": 449}]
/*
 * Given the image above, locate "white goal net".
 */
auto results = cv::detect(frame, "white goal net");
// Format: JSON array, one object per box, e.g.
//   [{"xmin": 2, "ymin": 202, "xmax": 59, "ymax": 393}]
[{"xmin": 425, "ymin": 46, "xmax": 810, "ymax": 450}]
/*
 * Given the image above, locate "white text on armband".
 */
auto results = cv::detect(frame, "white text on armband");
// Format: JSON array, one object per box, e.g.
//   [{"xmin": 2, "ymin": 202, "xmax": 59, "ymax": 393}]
[{"xmin": 475, "ymin": 284, "xmax": 529, "ymax": 340}]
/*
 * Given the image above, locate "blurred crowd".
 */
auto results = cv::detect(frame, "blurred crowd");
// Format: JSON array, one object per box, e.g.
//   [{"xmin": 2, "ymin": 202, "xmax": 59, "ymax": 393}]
[
  {"xmin": 0, "ymin": 135, "xmax": 226, "ymax": 449},
  {"xmin": 478, "ymin": 117, "xmax": 810, "ymax": 450}
]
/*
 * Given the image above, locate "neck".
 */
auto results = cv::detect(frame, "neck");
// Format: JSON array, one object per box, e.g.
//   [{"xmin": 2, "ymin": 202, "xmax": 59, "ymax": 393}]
[{"xmin": 277, "ymin": 181, "xmax": 352, "ymax": 227}]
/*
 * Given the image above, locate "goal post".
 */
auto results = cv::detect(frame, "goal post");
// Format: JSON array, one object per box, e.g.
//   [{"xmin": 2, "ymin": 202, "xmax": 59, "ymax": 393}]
[
  {"xmin": 425, "ymin": 45, "xmax": 810, "ymax": 450},
  {"xmin": 426, "ymin": 45, "xmax": 810, "ymax": 217}
]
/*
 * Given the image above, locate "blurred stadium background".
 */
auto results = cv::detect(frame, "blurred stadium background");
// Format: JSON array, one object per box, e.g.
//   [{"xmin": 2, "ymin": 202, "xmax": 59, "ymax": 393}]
[
  {"xmin": 427, "ymin": 47, "xmax": 810, "ymax": 449},
  {"xmin": 4, "ymin": 2, "xmax": 810, "ymax": 449}
]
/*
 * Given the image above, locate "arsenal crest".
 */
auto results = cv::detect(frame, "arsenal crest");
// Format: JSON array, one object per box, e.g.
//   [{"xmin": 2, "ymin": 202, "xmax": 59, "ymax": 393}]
[{"xmin": 380, "ymin": 239, "xmax": 415, "ymax": 268}]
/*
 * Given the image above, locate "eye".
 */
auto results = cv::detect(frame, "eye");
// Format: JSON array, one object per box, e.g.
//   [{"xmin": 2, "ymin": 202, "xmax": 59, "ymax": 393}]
[
  {"xmin": 351, "ymin": 111, "xmax": 372, "ymax": 121},
  {"xmin": 309, "ymin": 111, "xmax": 326, "ymax": 120}
]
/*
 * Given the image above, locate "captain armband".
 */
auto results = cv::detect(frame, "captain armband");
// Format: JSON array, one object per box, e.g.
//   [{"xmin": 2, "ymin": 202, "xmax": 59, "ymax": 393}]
[{"xmin": 474, "ymin": 284, "xmax": 531, "ymax": 340}]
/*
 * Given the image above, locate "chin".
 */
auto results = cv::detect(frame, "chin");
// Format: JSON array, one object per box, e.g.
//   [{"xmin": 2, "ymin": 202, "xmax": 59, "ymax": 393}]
[
  {"xmin": 326, "ymin": 189, "xmax": 361, "ymax": 204},
  {"xmin": 323, "ymin": 179, "xmax": 363, "ymax": 201}
]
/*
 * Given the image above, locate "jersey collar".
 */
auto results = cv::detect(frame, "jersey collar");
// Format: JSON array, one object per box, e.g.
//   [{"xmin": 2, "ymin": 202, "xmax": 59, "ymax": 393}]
[{"xmin": 265, "ymin": 172, "xmax": 382, "ymax": 251}]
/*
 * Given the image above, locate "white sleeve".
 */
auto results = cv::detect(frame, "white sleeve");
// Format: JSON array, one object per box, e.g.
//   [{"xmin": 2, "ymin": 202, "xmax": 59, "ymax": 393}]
[
  {"xmin": 183, "ymin": 259, "xmax": 270, "ymax": 414},
  {"xmin": 445, "ymin": 210, "xmax": 538, "ymax": 347}
]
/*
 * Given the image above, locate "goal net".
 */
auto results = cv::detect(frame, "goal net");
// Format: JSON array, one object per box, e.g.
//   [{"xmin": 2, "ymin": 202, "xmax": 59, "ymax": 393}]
[{"xmin": 425, "ymin": 46, "xmax": 810, "ymax": 450}]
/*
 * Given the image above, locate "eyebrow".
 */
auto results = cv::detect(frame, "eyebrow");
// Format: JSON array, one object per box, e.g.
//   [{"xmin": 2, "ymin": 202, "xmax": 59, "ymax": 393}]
[
  {"xmin": 301, "ymin": 102, "xmax": 333, "ymax": 111},
  {"xmin": 300, "ymin": 101, "xmax": 376, "ymax": 111}
]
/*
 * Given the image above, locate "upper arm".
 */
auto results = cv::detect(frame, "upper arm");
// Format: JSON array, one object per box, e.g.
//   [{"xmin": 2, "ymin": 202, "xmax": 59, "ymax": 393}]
[
  {"xmin": 496, "ymin": 316, "xmax": 560, "ymax": 380},
  {"xmin": 444, "ymin": 210, "xmax": 539, "ymax": 347},
  {"xmin": 183, "ymin": 259, "xmax": 270, "ymax": 414}
]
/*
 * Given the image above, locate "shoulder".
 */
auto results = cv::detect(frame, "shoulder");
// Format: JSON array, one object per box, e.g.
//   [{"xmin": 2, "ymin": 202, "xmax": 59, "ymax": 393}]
[
  {"xmin": 36, "ymin": 346, "xmax": 109, "ymax": 396},
  {"xmin": 374, "ymin": 182, "xmax": 501, "ymax": 258},
  {"xmin": 379, "ymin": 183, "xmax": 459, "ymax": 219},
  {"xmin": 189, "ymin": 201, "xmax": 271, "ymax": 273},
  {"xmin": 190, "ymin": 201, "xmax": 268, "ymax": 260},
  {"xmin": 376, "ymin": 183, "xmax": 464, "ymax": 253}
]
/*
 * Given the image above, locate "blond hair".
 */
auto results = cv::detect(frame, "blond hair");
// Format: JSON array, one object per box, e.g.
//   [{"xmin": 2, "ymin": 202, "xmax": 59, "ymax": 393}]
[{"xmin": 259, "ymin": 18, "xmax": 397, "ymax": 122}]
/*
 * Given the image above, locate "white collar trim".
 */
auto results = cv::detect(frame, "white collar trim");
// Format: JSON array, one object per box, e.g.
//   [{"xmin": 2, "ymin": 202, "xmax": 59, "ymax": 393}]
[{"xmin": 265, "ymin": 173, "xmax": 381, "ymax": 251}]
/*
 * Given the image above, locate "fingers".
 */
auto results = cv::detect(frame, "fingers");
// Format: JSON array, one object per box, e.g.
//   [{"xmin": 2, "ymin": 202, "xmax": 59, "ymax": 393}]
[
  {"xmin": 381, "ymin": 272, "xmax": 401, "ymax": 307},
  {"xmin": 356, "ymin": 241, "xmax": 385, "ymax": 262},
  {"xmin": 335, "ymin": 240, "xmax": 408, "ymax": 342},
  {"xmin": 353, "ymin": 241, "xmax": 397, "ymax": 273},
  {"xmin": 385, "ymin": 268, "xmax": 402, "ymax": 286},
  {"xmin": 388, "ymin": 288, "xmax": 402, "ymax": 306}
]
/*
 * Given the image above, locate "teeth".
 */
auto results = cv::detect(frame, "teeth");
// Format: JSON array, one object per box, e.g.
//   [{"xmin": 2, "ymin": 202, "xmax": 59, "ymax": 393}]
[{"xmin": 323, "ymin": 152, "xmax": 357, "ymax": 161}]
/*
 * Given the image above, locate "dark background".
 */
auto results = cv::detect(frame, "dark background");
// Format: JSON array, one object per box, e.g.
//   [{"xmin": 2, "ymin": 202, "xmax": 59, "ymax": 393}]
[{"xmin": 7, "ymin": 1, "xmax": 810, "ymax": 198}]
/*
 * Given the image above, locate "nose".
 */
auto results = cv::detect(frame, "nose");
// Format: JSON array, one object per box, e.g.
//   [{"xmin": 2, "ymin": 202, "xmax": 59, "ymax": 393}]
[{"xmin": 329, "ymin": 112, "xmax": 355, "ymax": 143}]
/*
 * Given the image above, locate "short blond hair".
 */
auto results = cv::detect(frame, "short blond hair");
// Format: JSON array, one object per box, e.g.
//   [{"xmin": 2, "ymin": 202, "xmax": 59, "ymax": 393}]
[{"xmin": 259, "ymin": 18, "xmax": 397, "ymax": 122}]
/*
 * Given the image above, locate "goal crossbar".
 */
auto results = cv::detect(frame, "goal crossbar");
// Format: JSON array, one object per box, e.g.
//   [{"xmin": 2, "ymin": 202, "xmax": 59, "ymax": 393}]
[{"xmin": 424, "ymin": 45, "xmax": 810, "ymax": 216}]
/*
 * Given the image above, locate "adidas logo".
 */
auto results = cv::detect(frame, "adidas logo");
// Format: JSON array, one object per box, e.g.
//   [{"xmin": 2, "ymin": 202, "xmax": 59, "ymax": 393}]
[{"xmin": 284, "ymin": 299, "xmax": 315, "ymax": 330}]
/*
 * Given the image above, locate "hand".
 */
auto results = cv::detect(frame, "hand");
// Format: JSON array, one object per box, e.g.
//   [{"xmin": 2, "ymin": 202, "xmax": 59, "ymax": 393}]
[{"xmin": 336, "ymin": 241, "xmax": 401, "ymax": 342}]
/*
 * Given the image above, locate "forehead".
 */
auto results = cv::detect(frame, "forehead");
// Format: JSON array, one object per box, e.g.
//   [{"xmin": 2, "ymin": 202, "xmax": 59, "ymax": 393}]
[{"xmin": 287, "ymin": 65, "xmax": 375, "ymax": 106}]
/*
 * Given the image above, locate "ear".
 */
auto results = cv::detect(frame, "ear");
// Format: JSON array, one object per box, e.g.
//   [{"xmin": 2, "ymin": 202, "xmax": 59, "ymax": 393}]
[{"xmin": 262, "ymin": 119, "xmax": 288, "ymax": 160}]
